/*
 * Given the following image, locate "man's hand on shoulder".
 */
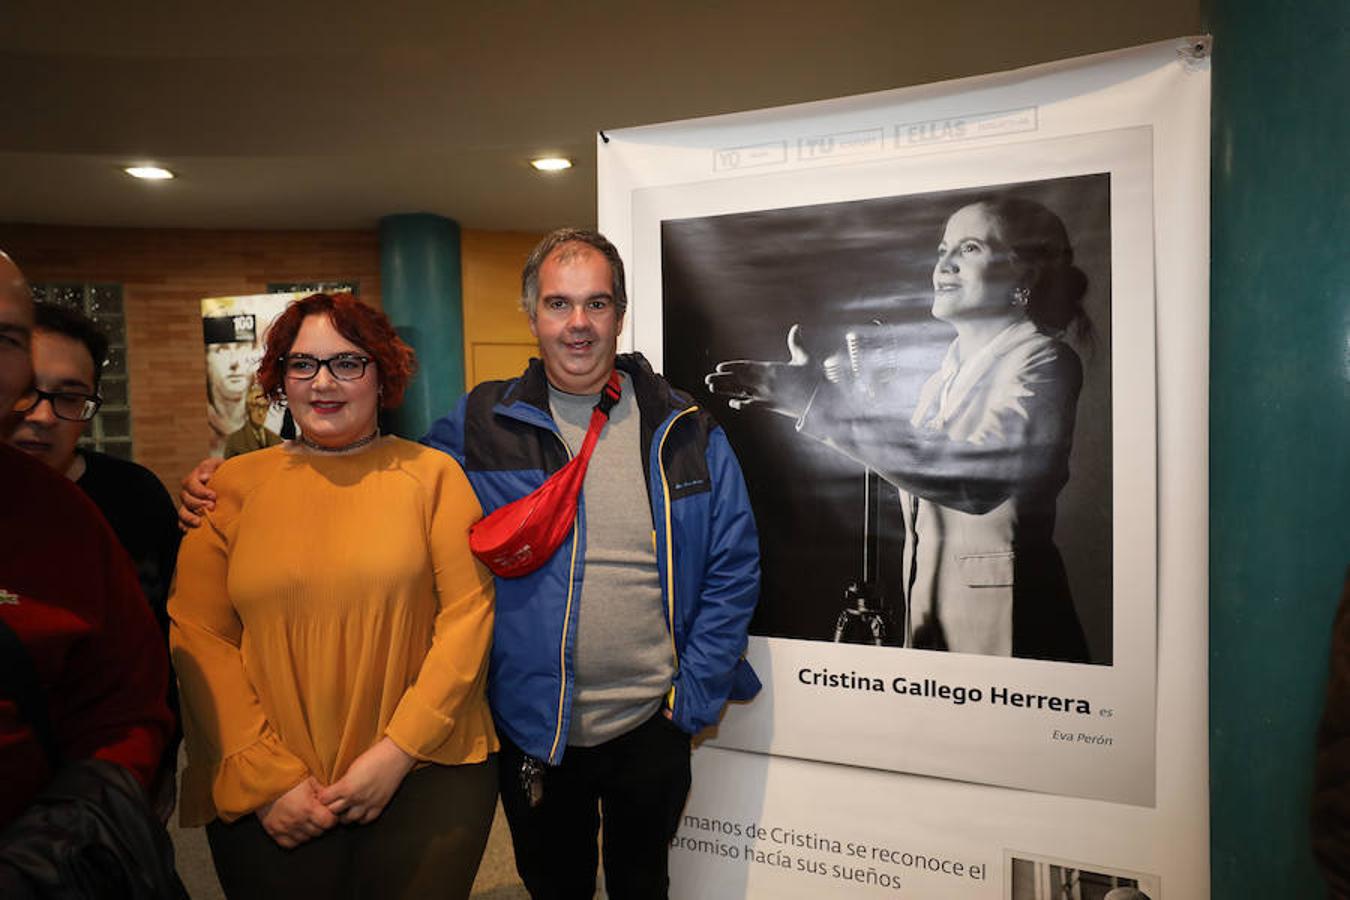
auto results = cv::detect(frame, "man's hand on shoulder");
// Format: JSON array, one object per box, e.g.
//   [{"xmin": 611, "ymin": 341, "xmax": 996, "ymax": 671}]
[{"xmin": 177, "ymin": 456, "xmax": 224, "ymax": 531}]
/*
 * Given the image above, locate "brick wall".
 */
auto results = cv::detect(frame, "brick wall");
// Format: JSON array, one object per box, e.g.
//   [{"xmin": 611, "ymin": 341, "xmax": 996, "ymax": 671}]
[{"xmin": 0, "ymin": 225, "xmax": 381, "ymax": 496}]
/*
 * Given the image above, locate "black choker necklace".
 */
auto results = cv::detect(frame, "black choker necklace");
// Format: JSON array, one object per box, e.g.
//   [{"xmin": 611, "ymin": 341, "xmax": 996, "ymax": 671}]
[{"xmin": 298, "ymin": 429, "xmax": 380, "ymax": 454}]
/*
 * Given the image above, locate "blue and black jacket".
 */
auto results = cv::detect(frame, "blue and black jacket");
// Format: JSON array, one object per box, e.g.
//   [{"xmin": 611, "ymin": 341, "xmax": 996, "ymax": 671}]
[{"xmin": 423, "ymin": 353, "xmax": 761, "ymax": 764}]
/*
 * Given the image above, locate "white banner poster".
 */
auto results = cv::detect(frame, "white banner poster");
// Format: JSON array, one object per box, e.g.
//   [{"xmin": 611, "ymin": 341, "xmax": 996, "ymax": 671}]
[{"xmin": 600, "ymin": 38, "xmax": 1209, "ymax": 898}]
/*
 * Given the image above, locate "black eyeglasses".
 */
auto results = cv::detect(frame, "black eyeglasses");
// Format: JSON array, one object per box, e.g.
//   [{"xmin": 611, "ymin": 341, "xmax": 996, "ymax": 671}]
[
  {"xmin": 281, "ymin": 353, "xmax": 373, "ymax": 381},
  {"xmin": 14, "ymin": 388, "xmax": 103, "ymax": 422}
]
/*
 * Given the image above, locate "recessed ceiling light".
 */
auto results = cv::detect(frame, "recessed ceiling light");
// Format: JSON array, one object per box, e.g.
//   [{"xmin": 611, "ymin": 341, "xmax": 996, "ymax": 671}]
[
  {"xmin": 530, "ymin": 157, "xmax": 572, "ymax": 172},
  {"xmin": 124, "ymin": 166, "xmax": 175, "ymax": 180}
]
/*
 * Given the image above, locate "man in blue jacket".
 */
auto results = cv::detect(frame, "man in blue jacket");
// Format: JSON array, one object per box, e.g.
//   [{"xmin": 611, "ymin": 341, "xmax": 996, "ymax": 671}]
[{"xmin": 424, "ymin": 228, "xmax": 760, "ymax": 899}]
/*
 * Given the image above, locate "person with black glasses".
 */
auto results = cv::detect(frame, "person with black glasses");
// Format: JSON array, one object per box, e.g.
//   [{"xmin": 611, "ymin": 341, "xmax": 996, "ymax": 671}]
[
  {"xmin": 169, "ymin": 292, "xmax": 497, "ymax": 900},
  {"xmin": 6, "ymin": 301, "xmax": 182, "ymax": 816},
  {"xmin": 10, "ymin": 301, "xmax": 108, "ymax": 473}
]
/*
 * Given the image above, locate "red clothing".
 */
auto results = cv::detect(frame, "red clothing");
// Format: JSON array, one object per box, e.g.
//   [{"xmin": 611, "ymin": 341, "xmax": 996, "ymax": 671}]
[{"xmin": 0, "ymin": 443, "xmax": 172, "ymax": 827}]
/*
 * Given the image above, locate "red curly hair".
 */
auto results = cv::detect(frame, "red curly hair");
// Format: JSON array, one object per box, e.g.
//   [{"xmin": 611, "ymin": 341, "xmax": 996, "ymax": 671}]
[{"xmin": 258, "ymin": 293, "xmax": 416, "ymax": 409}]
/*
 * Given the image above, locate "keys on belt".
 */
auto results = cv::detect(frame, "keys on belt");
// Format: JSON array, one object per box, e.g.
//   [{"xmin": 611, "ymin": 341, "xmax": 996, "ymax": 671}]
[{"xmin": 520, "ymin": 755, "xmax": 546, "ymax": 808}]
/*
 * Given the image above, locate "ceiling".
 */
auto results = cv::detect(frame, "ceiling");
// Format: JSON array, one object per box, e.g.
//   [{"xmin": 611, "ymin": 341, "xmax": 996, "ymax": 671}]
[{"xmin": 2, "ymin": 1, "xmax": 1202, "ymax": 232}]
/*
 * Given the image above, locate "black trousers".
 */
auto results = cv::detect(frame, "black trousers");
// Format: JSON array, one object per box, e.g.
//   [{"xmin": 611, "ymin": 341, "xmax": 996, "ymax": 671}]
[
  {"xmin": 499, "ymin": 711, "xmax": 692, "ymax": 900},
  {"xmin": 206, "ymin": 757, "xmax": 498, "ymax": 900}
]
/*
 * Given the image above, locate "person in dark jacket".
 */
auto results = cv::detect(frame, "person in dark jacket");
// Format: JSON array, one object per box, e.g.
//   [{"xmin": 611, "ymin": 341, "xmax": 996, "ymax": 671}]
[
  {"xmin": 0, "ymin": 250, "xmax": 175, "ymax": 899},
  {"xmin": 6, "ymin": 300, "xmax": 182, "ymax": 817},
  {"xmin": 0, "ymin": 251, "xmax": 172, "ymax": 826}
]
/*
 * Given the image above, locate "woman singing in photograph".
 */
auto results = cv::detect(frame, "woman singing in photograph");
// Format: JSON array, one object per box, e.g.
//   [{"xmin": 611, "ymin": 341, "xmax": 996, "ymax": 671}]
[
  {"xmin": 170, "ymin": 293, "xmax": 497, "ymax": 899},
  {"xmin": 707, "ymin": 194, "xmax": 1092, "ymax": 662}
]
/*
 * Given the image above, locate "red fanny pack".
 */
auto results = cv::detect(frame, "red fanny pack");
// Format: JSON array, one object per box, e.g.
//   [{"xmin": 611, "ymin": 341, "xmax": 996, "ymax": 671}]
[{"xmin": 469, "ymin": 372, "xmax": 622, "ymax": 578}]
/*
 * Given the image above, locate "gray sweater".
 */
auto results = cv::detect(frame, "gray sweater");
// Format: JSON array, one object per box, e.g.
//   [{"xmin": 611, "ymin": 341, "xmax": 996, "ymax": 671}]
[{"xmin": 549, "ymin": 374, "xmax": 675, "ymax": 746}]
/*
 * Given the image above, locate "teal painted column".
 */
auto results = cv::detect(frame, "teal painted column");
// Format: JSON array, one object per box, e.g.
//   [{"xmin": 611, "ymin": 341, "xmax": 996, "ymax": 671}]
[
  {"xmin": 1211, "ymin": 1, "xmax": 1350, "ymax": 895},
  {"xmin": 379, "ymin": 214, "xmax": 465, "ymax": 439}
]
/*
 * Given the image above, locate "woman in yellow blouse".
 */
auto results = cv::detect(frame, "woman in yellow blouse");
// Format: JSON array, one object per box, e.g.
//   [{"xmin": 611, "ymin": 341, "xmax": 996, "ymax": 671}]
[{"xmin": 169, "ymin": 293, "xmax": 496, "ymax": 899}]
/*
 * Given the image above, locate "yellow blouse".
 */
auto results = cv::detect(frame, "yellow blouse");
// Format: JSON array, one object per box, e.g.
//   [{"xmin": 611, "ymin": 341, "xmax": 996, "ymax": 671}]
[{"xmin": 169, "ymin": 437, "xmax": 496, "ymax": 826}]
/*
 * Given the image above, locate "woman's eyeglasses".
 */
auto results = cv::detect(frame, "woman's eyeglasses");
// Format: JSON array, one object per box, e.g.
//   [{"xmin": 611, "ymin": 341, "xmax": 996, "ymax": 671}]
[
  {"xmin": 13, "ymin": 388, "xmax": 103, "ymax": 422},
  {"xmin": 281, "ymin": 353, "xmax": 372, "ymax": 381}
]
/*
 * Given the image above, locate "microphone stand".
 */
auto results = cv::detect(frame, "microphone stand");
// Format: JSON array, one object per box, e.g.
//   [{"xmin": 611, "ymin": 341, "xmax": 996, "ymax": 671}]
[{"xmin": 832, "ymin": 467, "xmax": 894, "ymax": 645}]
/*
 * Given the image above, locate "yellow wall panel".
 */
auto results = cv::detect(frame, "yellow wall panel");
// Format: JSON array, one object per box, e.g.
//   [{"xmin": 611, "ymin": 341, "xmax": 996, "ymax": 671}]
[
  {"xmin": 472, "ymin": 342, "xmax": 541, "ymax": 385},
  {"xmin": 461, "ymin": 230, "xmax": 541, "ymax": 388}
]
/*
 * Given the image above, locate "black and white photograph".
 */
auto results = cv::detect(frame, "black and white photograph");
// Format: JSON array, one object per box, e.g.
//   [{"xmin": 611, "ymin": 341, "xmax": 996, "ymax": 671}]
[
  {"xmin": 625, "ymin": 125, "xmax": 1158, "ymax": 805},
  {"xmin": 663, "ymin": 174, "xmax": 1113, "ymax": 665},
  {"xmin": 1007, "ymin": 853, "xmax": 1160, "ymax": 900}
]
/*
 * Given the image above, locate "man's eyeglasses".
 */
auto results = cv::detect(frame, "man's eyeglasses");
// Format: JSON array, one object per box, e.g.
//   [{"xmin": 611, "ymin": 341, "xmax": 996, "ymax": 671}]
[
  {"xmin": 281, "ymin": 353, "xmax": 373, "ymax": 381},
  {"xmin": 14, "ymin": 388, "xmax": 103, "ymax": 422}
]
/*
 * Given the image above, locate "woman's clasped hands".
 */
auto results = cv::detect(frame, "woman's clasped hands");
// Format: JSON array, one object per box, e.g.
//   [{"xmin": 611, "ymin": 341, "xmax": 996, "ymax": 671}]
[
  {"xmin": 258, "ymin": 738, "xmax": 417, "ymax": 847},
  {"xmin": 318, "ymin": 738, "xmax": 416, "ymax": 826},
  {"xmin": 256, "ymin": 777, "xmax": 337, "ymax": 849}
]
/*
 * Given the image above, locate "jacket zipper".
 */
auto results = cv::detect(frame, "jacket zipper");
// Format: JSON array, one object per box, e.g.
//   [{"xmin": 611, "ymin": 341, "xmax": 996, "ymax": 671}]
[
  {"xmin": 656, "ymin": 406, "xmax": 699, "ymax": 713},
  {"xmin": 547, "ymin": 430, "xmax": 579, "ymax": 763}
]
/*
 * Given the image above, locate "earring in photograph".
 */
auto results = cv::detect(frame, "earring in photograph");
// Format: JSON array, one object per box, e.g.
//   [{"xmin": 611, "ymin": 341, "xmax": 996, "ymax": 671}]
[{"xmin": 1012, "ymin": 286, "xmax": 1031, "ymax": 308}]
